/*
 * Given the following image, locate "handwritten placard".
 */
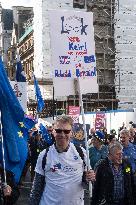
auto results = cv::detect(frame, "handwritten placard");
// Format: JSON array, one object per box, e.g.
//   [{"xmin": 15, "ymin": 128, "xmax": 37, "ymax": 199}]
[{"xmin": 49, "ymin": 10, "xmax": 98, "ymax": 96}]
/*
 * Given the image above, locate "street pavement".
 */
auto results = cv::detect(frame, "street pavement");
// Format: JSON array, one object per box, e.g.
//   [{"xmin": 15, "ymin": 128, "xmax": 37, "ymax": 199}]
[
  {"xmin": 15, "ymin": 171, "xmax": 32, "ymax": 205},
  {"xmin": 16, "ymin": 182, "xmax": 32, "ymax": 204}
]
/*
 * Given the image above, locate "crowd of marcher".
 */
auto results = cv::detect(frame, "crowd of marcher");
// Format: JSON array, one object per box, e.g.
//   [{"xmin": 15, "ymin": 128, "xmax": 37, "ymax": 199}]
[
  {"xmin": 1, "ymin": 117, "xmax": 136, "ymax": 205},
  {"xmin": 28, "ymin": 117, "xmax": 136, "ymax": 205}
]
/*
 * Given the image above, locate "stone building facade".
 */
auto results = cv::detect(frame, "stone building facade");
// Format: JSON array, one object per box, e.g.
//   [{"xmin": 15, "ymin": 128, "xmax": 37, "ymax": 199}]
[
  {"xmin": 0, "ymin": 3, "xmax": 13, "ymax": 66},
  {"xmin": 114, "ymin": 0, "xmax": 136, "ymax": 109}
]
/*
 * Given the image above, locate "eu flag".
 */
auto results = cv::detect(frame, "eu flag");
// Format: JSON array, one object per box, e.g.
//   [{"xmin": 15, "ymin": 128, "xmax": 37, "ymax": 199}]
[
  {"xmin": 23, "ymin": 116, "xmax": 36, "ymax": 130},
  {"xmin": 0, "ymin": 57, "xmax": 33, "ymax": 183},
  {"xmin": 16, "ymin": 61, "xmax": 26, "ymax": 82},
  {"xmin": 34, "ymin": 75, "xmax": 45, "ymax": 113},
  {"xmin": 39, "ymin": 123, "xmax": 52, "ymax": 145}
]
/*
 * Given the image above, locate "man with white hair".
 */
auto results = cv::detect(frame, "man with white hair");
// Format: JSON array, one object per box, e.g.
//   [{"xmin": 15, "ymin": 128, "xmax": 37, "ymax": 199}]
[
  {"xmin": 92, "ymin": 141, "xmax": 136, "ymax": 205},
  {"xmin": 120, "ymin": 129, "xmax": 136, "ymax": 174}
]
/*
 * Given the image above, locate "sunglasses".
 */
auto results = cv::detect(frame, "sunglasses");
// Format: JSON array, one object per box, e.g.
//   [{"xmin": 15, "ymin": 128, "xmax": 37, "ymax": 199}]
[{"xmin": 55, "ymin": 129, "xmax": 71, "ymax": 134}]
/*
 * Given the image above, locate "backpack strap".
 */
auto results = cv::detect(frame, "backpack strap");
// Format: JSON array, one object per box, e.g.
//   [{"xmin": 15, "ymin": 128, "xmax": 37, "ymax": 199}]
[
  {"xmin": 74, "ymin": 145, "xmax": 87, "ymax": 185},
  {"xmin": 42, "ymin": 147, "xmax": 49, "ymax": 170},
  {"xmin": 74, "ymin": 145, "xmax": 86, "ymax": 169}
]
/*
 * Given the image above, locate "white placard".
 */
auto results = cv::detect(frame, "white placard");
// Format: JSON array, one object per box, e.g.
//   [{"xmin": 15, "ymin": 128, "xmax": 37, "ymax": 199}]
[
  {"xmin": 49, "ymin": 10, "xmax": 98, "ymax": 97},
  {"xmin": 10, "ymin": 81, "xmax": 27, "ymax": 112}
]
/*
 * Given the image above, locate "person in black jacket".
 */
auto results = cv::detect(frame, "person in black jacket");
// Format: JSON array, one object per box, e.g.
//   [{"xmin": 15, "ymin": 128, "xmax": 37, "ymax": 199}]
[
  {"xmin": 92, "ymin": 141, "xmax": 136, "ymax": 205},
  {"xmin": 29, "ymin": 131, "xmax": 48, "ymax": 182},
  {"xmin": 0, "ymin": 166, "xmax": 20, "ymax": 205}
]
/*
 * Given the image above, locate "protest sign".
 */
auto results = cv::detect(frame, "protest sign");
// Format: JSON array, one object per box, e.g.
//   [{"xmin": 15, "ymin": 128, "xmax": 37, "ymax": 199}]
[{"xmin": 49, "ymin": 10, "xmax": 98, "ymax": 96}]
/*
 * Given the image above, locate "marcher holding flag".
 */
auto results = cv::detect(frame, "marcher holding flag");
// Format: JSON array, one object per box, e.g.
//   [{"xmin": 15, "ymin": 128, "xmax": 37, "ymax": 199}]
[
  {"xmin": 34, "ymin": 75, "xmax": 45, "ymax": 113},
  {"xmin": 29, "ymin": 116, "xmax": 95, "ymax": 205}
]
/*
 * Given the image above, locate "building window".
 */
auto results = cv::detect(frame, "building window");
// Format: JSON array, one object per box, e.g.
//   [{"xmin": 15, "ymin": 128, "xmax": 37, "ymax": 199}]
[{"xmin": 25, "ymin": 43, "xmax": 28, "ymax": 50}]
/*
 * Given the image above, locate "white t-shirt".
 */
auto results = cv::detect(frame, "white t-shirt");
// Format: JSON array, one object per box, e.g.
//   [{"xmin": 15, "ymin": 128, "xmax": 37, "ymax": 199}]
[{"xmin": 35, "ymin": 143, "xmax": 86, "ymax": 205}]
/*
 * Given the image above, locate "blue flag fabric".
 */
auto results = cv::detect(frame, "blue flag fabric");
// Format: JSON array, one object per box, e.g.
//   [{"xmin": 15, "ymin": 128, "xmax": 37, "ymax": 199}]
[
  {"xmin": 0, "ymin": 57, "xmax": 34, "ymax": 183},
  {"xmin": 23, "ymin": 116, "xmax": 35, "ymax": 130},
  {"xmin": 39, "ymin": 123, "xmax": 52, "ymax": 145},
  {"xmin": 34, "ymin": 75, "xmax": 45, "ymax": 113},
  {"xmin": 16, "ymin": 61, "xmax": 26, "ymax": 82}
]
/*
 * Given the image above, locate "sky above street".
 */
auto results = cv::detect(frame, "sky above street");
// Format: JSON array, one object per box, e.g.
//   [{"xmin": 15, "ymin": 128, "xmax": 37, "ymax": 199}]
[{"xmin": 1, "ymin": 0, "xmax": 33, "ymax": 9}]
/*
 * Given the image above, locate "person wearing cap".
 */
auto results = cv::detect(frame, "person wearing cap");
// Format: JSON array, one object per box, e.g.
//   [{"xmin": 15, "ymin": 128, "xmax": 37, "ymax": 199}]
[
  {"xmin": 29, "ymin": 116, "xmax": 95, "ymax": 205},
  {"xmin": 89, "ymin": 130, "xmax": 108, "ymax": 170},
  {"xmin": 92, "ymin": 141, "xmax": 136, "ymax": 205}
]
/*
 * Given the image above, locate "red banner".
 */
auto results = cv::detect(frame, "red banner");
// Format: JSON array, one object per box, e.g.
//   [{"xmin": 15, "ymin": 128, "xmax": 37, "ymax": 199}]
[
  {"xmin": 68, "ymin": 106, "xmax": 80, "ymax": 116},
  {"xmin": 95, "ymin": 113, "xmax": 106, "ymax": 130},
  {"xmin": 68, "ymin": 106, "xmax": 80, "ymax": 123}
]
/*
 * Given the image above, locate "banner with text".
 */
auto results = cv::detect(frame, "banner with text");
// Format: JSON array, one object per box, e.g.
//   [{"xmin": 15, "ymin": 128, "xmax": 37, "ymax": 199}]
[
  {"xmin": 49, "ymin": 10, "xmax": 98, "ymax": 97},
  {"xmin": 68, "ymin": 106, "xmax": 80, "ymax": 123}
]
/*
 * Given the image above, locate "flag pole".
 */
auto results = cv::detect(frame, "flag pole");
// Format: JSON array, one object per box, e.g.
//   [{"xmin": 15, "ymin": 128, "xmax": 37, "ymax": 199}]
[
  {"xmin": 32, "ymin": 74, "xmax": 38, "ymax": 121},
  {"xmin": 77, "ymin": 78, "xmax": 92, "ymax": 197},
  {"xmin": 33, "ymin": 74, "xmax": 45, "ymax": 121},
  {"xmin": 33, "ymin": 74, "xmax": 39, "ymax": 123},
  {"xmin": 0, "ymin": 111, "xmax": 7, "ymax": 185}
]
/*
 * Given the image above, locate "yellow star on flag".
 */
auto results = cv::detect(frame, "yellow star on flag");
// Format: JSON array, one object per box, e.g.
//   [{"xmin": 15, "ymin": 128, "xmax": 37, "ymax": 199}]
[
  {"xmin": 18, "ymin": 131, "xmax": 23, "ymax": 138},
  {"xmin": 19, "ymin": 122, "xmax": 25, "ymax": 128}
]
